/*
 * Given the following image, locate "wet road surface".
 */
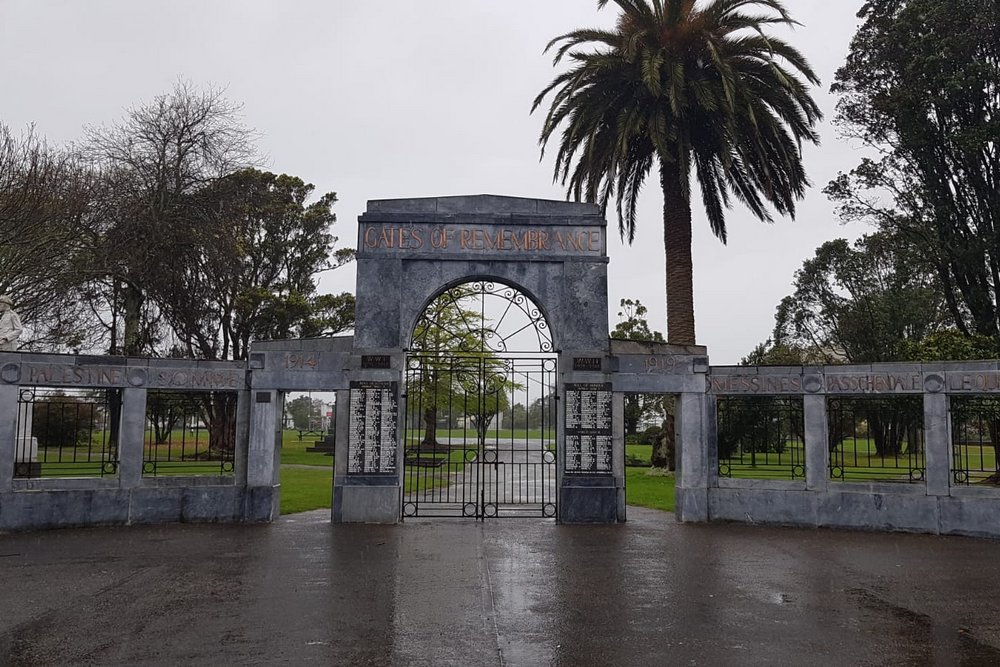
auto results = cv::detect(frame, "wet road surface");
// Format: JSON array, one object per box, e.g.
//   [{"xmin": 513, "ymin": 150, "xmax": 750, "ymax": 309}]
[{"xmin": 2, "ymin": 508, "xmax": 1000, "ymax": 665}]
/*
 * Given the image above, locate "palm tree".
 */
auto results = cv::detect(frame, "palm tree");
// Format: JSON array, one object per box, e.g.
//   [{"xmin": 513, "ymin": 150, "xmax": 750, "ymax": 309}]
[{"xmin": 533, "ymin": 0, "xmax": 821, "ymax": 344}]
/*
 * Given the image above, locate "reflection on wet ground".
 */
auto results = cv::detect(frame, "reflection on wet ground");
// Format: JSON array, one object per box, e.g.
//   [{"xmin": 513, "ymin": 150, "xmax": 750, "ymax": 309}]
[{"xmin": 1, "ymin": 507, "xmax": 999, "ymax": 665}]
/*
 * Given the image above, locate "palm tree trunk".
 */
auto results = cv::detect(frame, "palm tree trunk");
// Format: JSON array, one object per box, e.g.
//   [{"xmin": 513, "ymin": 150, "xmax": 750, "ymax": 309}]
[{"xmin": 660, "ymin": 163, "xmax": 695, "ymax": 345}]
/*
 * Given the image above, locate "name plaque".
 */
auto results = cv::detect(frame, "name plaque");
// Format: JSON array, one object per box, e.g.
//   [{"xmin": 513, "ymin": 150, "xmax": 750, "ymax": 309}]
[
  {"xmin": 572, "ymin": 357, "xmax": 602, "ymax": 371},
  {"xmin": 361, "ymin": 355, "xmax": 391, "ymax": 369},
  {"xmin": 564, "ymin": 382, "xmax": 613, "ymax": 475},
  {"xmin": 347, "ymin": 380, "xmax": 398, "ymax": 475}
]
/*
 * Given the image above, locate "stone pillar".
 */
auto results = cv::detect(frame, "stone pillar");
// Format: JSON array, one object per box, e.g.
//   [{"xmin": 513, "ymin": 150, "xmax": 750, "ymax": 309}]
[
  {"xmin": 557, "ymin": 353, "xmax": 619, "ymax": 524},
  {"xmin": 246, "ymin": 389, "xmax": 280, "ymax": 521},
  {"xmin": 803, "ymin": 394, "xmax": 829, "ymax": 493},
  {"xmin": 675, "ymin": 391, "xmax": 709, "ymax": 522},
  {"xmin": 612, "ymin": 391, "xmax": 626, "ymax": 521},
  {"xmin": 0, "ymin": 383, "xmax": 16, "ymax": 492},
  {"xmin": 117, "ymin": 387, "xmax": 147, "ymax": 488},
  {"xmin": 333, "ymin": 360, "xmax": 402, "ymax": 524},
  {"xmin": 14, "ymin": 399, "xmax": 37, "ymax": 466},
  {"xmin": 923, "ymin": 391, "xmax": 950, "ymax": 496},
  {"xmin": 233, "ymin": 389, "xmax": 251, "ymax": 481}
]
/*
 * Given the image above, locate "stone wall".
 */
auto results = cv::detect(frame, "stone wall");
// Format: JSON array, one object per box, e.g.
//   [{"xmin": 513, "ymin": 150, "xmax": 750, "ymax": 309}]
[
  {"xmin": 702, "ymin": 361, "xmax": 1000, "ymax": 538},
  {"xmin": 0, "ymin": 352, "xmax": 275, "ymax": 532}
]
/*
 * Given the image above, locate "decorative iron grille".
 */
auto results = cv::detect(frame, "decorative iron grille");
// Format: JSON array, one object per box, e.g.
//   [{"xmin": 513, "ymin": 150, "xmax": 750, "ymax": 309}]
[
  {"xmin": 14, "ymin": 387, "xmax": 120, "ymax": 478},
  {"xmin": 827, "ymin": 396, "xmax": 925, "ymax": 483},
  {"xmin": 410, "ymin": 280, "xmax": 552, "ymax": 354},
  {"xmin": 949, "ymin": 396, "xmax": 1000, "ymax": 486},
  {"xmin": 716, "ymin": 396, "xmax": 805, "ymax": 480},
  {"xmin": 142, "ymin": 390, "xmax": 236, "ymax": 476}
]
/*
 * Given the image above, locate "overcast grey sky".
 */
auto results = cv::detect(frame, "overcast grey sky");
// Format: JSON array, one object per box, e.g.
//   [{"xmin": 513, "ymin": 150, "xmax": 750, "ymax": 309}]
[{"xmin": 0, "ymin": 1, "xmax": 867, "ymax": 363}]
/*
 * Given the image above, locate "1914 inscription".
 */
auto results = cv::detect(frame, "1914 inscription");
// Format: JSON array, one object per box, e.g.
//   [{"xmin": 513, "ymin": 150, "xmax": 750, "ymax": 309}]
[
  {"xmin": 347, "ymin": 381, "xmax": 398, "ymax": 475},
  {"xmin": 565, "ymin": 382, "xmax": 613, "ymax": 474}
]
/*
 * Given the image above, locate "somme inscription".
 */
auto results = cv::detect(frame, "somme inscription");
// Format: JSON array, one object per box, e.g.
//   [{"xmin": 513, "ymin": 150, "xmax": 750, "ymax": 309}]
[
  {"xmin": 565, "ymin": 382, "xmax": 613, "ymax": 475},
  {"xmin": 347, "ymin": 380, "xmax": 398, "ymax": 475}
]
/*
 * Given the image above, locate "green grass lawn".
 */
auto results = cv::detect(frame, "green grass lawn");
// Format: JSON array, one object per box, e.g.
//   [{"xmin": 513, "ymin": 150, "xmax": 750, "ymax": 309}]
[
  {"xmin": 280, "ymin": 465, "xmax": 333, "ymax": 514},
  {"xmin": 280, "ymin": 430, "xmax": 335, "ymax": 466},
  {"xmin": 625, "ymin": 467, "xmax": 675, "ymax": 512}
]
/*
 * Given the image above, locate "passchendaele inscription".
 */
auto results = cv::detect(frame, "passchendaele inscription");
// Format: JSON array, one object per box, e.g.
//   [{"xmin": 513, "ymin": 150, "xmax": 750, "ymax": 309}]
[
  {"xmin": 564, "ymin": 382, "xmax": 613, "ymax": 474},
  {"xmin": 347, "ymin": 380, "xmax": 398, "ymax": 475}
]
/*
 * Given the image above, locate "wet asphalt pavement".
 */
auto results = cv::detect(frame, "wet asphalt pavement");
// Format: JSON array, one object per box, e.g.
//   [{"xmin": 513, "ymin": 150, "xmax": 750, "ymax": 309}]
[{"xmin": 2, "ymin": 508, "xmax": 1000, "ymax": 666}]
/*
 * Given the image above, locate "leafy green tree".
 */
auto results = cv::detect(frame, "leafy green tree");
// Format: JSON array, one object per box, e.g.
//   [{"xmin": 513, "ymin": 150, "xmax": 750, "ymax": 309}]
[
  {"xmin": 772, "ymin": 232, "xmax": 948, "ymax": 363},
  {"xmin": 611, "ymin": 299, "xmax": 665, "ymax": 436},
  {"xmin": 153, "ymin": 168, "xmax": 354, "ymax": 361},
  {"xmin": 533, "ymin": 0, "xmax": 821, "ymax": 344},
  {"xmin": 286, "ymin": 395, "xmax": 325, "ymax": 431},
  {"xmin": 827, "ymin": 0, "xmax": 1000, "ymax": 348},
  {"xmin": 409, "ymin": 286, "xmax": 522, "ymax": 447}
]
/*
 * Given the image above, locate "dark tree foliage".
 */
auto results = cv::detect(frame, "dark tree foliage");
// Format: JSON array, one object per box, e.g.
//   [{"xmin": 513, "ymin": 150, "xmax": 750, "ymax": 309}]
[
  {"xmin": 828, "ymin": 0, "xmax": 1000, "ymax": 346},
  {"xmin": 773, "ymin": 232, "xmax": 948, "ymax": 363},
  {"xmin": 154, "ymin": 168, "xmax": 354, "ymax": 361}
]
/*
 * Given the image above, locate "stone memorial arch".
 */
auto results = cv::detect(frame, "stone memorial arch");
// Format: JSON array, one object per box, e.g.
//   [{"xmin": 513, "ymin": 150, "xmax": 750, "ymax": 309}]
[
  {"xmin": 247, "ymin": 193, "xmax": 710, "ymax": 525},
  {"xmin": 348, "ymin": 195, "xmax": 618, "ymax": 523}
]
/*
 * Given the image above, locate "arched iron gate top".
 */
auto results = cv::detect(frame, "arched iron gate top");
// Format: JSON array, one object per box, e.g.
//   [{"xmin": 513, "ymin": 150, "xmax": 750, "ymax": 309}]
[{"xmin": 409, "ymin": 280, "xmax": 554, "ymax": 355}]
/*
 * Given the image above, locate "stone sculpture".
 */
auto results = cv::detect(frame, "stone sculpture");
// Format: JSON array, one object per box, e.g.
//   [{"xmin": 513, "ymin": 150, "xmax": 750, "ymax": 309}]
[{"xmin": 0, "ymin": 294, "xmax": 23, "ymax": 351}]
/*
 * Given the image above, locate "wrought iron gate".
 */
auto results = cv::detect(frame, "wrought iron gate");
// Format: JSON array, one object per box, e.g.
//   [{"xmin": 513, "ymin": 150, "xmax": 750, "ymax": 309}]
[
  {"xmin": 402, "ymin": 354, "xmax": 557, "ymax": 518},
  {"xmin": 403, "ymin": 281, "xmax": 558, "ymax": 519}
]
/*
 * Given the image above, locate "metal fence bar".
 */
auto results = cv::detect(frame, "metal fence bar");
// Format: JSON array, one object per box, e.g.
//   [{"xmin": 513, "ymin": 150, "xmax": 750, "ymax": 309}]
[{"xmin": 716, "ymin": 396, "xmax": 805, "ymax": 480}]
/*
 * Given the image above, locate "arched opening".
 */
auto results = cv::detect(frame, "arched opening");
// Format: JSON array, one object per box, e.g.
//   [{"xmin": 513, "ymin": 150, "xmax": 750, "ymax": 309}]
[{"xmin": 402, "ymin": 280, "xmax": 557, "ymax": 519}]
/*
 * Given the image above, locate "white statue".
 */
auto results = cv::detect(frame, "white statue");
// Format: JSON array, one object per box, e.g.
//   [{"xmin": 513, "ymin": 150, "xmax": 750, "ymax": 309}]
[{"xmin": 0, "ymin": 295, "xmax": 23, "ymax": 351}]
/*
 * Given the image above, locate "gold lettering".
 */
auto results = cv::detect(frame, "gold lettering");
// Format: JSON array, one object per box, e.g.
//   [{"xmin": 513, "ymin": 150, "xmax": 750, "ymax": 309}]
[
  {"xmin": 460, "ymin": 230, "xmax": 474, "ymax": 249},
  {"xmin": 363, "ymin": 228, "xmax": 378, "ymax": 248}
]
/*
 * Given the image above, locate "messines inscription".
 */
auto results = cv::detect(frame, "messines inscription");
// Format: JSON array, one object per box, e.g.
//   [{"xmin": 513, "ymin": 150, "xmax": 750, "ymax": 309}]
[
  {"xmin": 359, "ymin": 222, "xmax": 603, "ymax": 257},
  {"xmin": 564, "ymin": 382, "xmax": 613, "ymax": 475},
  {"xmin": 347, "ymin": 380, "xmax": 398, "ymax": 475}
]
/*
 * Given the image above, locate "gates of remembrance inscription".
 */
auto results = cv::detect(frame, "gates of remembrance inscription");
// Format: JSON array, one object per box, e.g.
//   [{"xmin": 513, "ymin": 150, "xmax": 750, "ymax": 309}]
[
  {"xmin": 347, "ymin": 381, "xmax": 398, "ymax": 475},
  {"xmin": 564, "ymin": 382, "xmax": 613, "ymax": 474}
]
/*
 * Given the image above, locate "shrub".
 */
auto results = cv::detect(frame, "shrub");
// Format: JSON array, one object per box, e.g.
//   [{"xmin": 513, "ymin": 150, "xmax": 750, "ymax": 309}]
[{"xmin": 32, "ymin": 393, "xmax": 97, "ymax": 448}]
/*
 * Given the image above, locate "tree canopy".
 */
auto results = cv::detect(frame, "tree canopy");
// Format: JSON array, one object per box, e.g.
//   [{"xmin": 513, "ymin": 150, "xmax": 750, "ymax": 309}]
[
  {"xmin": 828, "ymin": 0, "xmax": 1000, "ymax": 348},
  {"xmin": 534, "ymin": 0, "xmax": 821, "ymax": 344},
  {"xmin": 0, "ymin": 82, "xmax": 355, "ymax": 358},
  {"xmin": 772, "ymin": 232, "xmax": 948, "ymax": 363}
]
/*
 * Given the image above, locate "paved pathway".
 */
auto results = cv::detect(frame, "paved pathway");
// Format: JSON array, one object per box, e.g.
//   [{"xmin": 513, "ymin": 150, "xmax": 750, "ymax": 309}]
[
  {"xmin": 404, "ymin": 439, "xmax": 556, "ymax": 516},
  {"xmin": 2, "ymin": 508, "xmax": 1000, "ymax": 665}
]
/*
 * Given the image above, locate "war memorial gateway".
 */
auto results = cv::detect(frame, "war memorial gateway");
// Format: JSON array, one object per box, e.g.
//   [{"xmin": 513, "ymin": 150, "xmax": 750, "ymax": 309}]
[{"xmin": 1, "ymin": 195, "xmax": 1000, "ymax": 537}]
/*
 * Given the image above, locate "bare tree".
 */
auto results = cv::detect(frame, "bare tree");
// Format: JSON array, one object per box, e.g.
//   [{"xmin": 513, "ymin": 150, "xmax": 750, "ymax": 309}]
[
  {"xmin": 82, "ymin": 80, "xmax": 259, "ymax": 355},
  {"xmin": 0, "ymin": 123, "xmax": 96, "ymax": 350}
]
